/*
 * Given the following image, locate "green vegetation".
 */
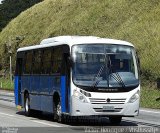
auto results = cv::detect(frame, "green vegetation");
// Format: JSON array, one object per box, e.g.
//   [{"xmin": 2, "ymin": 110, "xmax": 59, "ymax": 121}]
[
  {"xmin": 0, "ymin": 0, "xmax": 159, "ymax": 108},
  {"xmin": 141, "ymin": 87, "xmax": 160, "ymax": 109},
  {"xmin": 0, "ymin": 77, "xmax": 14, "ymax": 91},
  {"xmin": 0, "ymin": 0, "xmax": 160, "ymax": 83},
  {"xmin": 0, "ymin": 0, "xmax": 43, "ymax": 31}
]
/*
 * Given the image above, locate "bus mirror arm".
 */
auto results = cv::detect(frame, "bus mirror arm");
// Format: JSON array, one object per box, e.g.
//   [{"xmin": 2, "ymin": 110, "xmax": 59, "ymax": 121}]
[{"xmin": 136, "ymin": 50, "xmax": 142, "ymax": 75}]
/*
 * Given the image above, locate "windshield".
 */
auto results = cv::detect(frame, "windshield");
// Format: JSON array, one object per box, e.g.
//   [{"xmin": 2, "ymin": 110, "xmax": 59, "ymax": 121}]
[{"xmin": 72, "ymin": 44, "xmax": 139, "ymax": 92}]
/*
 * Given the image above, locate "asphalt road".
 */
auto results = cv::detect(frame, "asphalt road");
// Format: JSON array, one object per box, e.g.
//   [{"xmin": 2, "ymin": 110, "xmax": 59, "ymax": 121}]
[{"xmin": 0, "ymin": 90, "xmax": 160, "ymax": 133}]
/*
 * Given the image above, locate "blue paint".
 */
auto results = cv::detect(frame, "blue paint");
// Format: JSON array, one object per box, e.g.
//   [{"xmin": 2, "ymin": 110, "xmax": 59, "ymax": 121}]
[
  {"xmin": 30, "ymin": 76, "xmax": 41, "ymax": 110},
  {"xmin": 21, "ymin": 76, "xmax": 30, "ymax": 93},
  {"xmin": 61, "ymin": 76, "xmax": 66, "ymax": 113},
  {"xmin": 40, "ymin": 75, "xmax": 56, "ymax": 112},
  {"xmin": 19, "ymin": 75, "xmax": 70, "ymax": 113},
  {"xmin": 20, "ymin": 75, "xmax": 61, "ymax": 112},
  {"xmin": 68, "ymin": 85, "xmax": 70, "ymax": 113},
  {"xmin": 14, "ymin": 76, "xmax": 19, "ymax": 105}
]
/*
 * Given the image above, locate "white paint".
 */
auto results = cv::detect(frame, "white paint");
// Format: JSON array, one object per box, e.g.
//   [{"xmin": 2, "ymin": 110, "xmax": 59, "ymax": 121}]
[
  {"xmin": 17, "ymin": 36, "xmax": 134, "ymax": 52},
  {"xmin": 0, "ymin": 112, "xmax": 15, "ymax": 117},
  {"xmin": 32, "ymin": 120, "xmax": 62, "ymax": 127},
  {"xmin": 0, "ymin": 111, "xmax": 62, "ymax": 127}
]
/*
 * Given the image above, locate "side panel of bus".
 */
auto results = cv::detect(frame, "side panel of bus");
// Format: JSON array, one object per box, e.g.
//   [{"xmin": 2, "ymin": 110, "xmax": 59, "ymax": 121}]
[
  {"xmin": 14, "ymin": 52, "xmax": 24, "ymax": 106},
  {"xmin": 39, "ymin": 75, "xmax": 57, "ymax": 112},
  {"xmin": 61, "ymin": 52, "xmax": 70, "ymax": 113},
  {"xmin": 16, "ymin": 45, "xmax": 70, "ymax": 114},
  {"xmin": 14, "ymin": 76, "xmax": 20, "ymax": 105}
]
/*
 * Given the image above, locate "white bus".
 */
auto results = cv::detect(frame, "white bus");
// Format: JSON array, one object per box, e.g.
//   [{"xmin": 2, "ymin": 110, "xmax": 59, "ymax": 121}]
[{"xmin": 15, "ymin": 36, "xmax": 140, "ymax": 124}]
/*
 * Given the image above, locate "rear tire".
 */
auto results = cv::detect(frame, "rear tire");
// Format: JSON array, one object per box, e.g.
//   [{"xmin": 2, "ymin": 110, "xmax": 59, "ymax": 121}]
[
  {"xmin": 24, "ymin": 94, "xmax": 32, "ymax": 116},
  {"xmin": 109, "ymin": 116, "xmax": 122, "ymax": 125}
]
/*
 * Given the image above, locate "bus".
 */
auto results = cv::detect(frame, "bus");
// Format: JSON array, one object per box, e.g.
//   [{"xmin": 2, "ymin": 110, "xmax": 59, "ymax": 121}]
[{"xmin": 14, "ymin": 36, "xmax": 140, "ymax": 124}]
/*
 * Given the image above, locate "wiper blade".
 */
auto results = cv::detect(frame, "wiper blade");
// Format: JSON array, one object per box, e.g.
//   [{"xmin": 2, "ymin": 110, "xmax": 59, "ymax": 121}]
[
  {"xmin": 110, "ymin": 72, "xmax": 125, "ymax": 88},
  {"xmin": 92, "ymin": 64, "xmax": 105, "ymax": 88},
  {"xmin": 91, "ymin": 53, "xmax": 111, "ymax": 88}
]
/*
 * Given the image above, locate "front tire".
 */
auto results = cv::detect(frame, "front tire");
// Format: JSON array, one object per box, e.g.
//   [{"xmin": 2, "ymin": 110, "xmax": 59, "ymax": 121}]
[{"xmin": 54, "ymin": 101, "xmax": 65, "ymax": 123}]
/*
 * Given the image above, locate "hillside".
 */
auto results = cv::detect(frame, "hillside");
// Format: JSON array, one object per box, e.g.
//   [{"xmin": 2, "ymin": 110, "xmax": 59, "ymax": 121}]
[
  {"xmin": 0, "ymin": 0, "xmax": 160, "ymax": 83},
  {"xmin": 0, "ymin": 0, "xmax": 43, "ymax": 31}
]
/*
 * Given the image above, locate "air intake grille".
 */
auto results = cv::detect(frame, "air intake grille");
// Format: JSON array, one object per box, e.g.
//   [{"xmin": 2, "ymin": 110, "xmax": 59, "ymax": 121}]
[
  {"xmin": 93, "ymin": 108, "xmax": 123, "ymax": 112},
  {"xmin": 89, "ymin": 98, "xmax": 126, "ymax": 104}
]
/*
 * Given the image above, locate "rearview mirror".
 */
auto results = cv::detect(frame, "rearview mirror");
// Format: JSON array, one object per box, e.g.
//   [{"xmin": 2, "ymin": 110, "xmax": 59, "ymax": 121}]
[{"xmin": 137, "ymin": 54, "xmax": 142, "ymax": 75}]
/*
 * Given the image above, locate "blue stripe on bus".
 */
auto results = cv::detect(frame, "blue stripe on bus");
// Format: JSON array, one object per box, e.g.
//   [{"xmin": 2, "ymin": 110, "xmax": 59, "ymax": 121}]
[
  {"xmin": 14, "ymin": 76, "xmax": 19, "ymax": 105},
  {"xmin": 61, "ymin": 76, "xmax": 66, "ymax": 113},
  {"xmin": 68, "ymin": 85, "xmax": 70, "ymax": 113}
]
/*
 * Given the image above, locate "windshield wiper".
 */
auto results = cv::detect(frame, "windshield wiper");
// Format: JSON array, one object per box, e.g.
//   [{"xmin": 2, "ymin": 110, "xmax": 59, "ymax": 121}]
[
  {"xmin": 91, "ymin": 53, "xmax": 110, "ymax": 88},
  {"xmin": 110, "ymin": 72, "xmax": 125, "ymax": 88},
  {"xmin": 107, "ymin": 54, "xmax": 125, "ymax": 88},
  {"xmin": 92, "ymin": 64, "xmax": 105, "ymax": 88},
  {"xmin": 91, "ymin": 53, "xmax": 126, "ymax": 89}
]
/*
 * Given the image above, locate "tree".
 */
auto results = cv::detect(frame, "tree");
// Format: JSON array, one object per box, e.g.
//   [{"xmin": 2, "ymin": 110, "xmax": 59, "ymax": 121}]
[{"xmin": 0, "ymin": 0, "xmax": 43, "ymax": 31}]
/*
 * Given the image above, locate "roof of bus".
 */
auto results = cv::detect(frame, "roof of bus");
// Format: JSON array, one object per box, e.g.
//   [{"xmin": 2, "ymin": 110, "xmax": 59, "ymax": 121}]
[{"xmin": 17, "ymin": 36, "xmax": 134, "ymax": 52}]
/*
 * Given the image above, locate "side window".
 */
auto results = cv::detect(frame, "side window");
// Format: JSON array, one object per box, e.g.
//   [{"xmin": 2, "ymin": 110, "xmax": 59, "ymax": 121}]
[
  {"xmin": 33, "ymin": 50, "xmax": 42, "ymax": 74},
  {"xmin": 42, "ymin": 49, "xmax": 52, "ymax": 74},
  {"xmin": 15, "ymin": 52, "xmax": 24, "ymax": 76},
  {"xmin": 39, "ymin": 46, "xmax": 64, "ymax": 75},
  {"xmin": 52, "ymin": 47, "xmax": 63, "ymax": 74},
  {"xmin": 24, "ymin": 51, "xmax": 32, "ymax": 74}
]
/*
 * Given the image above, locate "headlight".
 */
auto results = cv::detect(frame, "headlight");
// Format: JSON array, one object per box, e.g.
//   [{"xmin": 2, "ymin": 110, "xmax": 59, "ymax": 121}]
[
  {"xmin": 128, "ymin": 90, "xmax": 140, "ymax": 103},
  {"xmin": 73, "ymin": 90, "xmax": 88, "ymax": 103}
]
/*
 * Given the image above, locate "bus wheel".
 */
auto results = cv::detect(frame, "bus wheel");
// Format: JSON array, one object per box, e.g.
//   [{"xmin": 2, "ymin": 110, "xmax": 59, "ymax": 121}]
[
  {"xmin": 109, "ymin": 116, "xmax": 122, "ymax": 125},
  {"xmin": 54, "ymin": 101, "xmax": 65, "ymax": 123},
  {"xmin": 24, "ymin": 94, "xmax": 32, "ymax": 116}
]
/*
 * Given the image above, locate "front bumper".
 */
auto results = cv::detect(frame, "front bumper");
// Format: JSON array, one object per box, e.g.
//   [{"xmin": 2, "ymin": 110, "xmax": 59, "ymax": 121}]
[{"xmin": 70, "ymin": 96, "xmax": 139, "ymax": 117}]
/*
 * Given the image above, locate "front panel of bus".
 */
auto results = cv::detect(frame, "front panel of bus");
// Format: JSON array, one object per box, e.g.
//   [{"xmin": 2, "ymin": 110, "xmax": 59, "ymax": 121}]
[{"xmin": 70, "ymin": 43, "xmax": 140, "ymax": 117}]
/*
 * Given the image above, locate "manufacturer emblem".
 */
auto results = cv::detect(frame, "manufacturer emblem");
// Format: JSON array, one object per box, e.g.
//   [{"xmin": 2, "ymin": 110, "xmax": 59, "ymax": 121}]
[{"xmin": 106, "ymin": 98, "xmax": 110, "ymax": 103}]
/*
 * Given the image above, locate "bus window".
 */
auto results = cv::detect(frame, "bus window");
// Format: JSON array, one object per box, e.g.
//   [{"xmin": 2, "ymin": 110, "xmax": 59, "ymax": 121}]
[
  {"xmin": 42, "ymin": 49, "xmax": 52, "ymax": 74},
  {"xmin": 15, "ymin": 52, "xmax": 25, "ymax": 76},
  {"xmin": 33, "ymin": 50, "xmax": 42, "ymax": 74},
  {"xmin": 52, "ymin": 47, "xmax": 62, "ymax": 74},
  {"xmin": 24, "ymin": 51, "xmax": 32, "ymax": 74}
]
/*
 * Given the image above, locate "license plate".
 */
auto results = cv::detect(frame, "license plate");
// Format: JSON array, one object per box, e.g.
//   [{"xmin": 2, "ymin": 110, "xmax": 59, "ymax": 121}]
[{"xmin": 103, "ymin": 106, "xmax": 114, "ymax": 110}]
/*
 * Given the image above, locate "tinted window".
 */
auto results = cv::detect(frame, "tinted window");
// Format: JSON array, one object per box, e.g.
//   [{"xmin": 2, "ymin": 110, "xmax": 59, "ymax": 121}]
[
  {"xmin": 33, "ymin": 50, "xmax": 42, "ymax": 74},
  {"xmin": 42, "ymin": 49, "xmax": 52, "ymax": 74},
  {"xmin": 24, "ymin": 51, "xmax": 32, "ymax": 74},
  {"xmin": 23, "ymin": 45, "xmax": 67, "ymax": 75},
  {"xmin": 52, "ymin": 47, "xmax": 63, "ymax": 74},
  {"xmin": 15, "ymin": 52, "xmax": 25, "ymax": 76}
]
